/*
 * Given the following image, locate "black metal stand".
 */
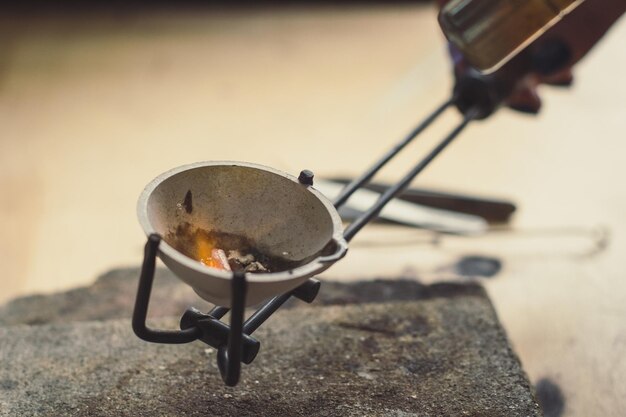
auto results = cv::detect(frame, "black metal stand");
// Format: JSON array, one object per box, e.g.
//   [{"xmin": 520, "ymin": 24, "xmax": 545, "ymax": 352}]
[{"xmin": 132, "ymin": 233, "xmax": 320, "ymax": 387}]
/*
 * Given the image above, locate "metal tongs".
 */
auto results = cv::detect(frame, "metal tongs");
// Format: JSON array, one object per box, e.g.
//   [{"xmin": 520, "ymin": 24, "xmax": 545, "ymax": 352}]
[{"xmin": 131, "ymin": 80, "xmax": 504, "ymax": 386}]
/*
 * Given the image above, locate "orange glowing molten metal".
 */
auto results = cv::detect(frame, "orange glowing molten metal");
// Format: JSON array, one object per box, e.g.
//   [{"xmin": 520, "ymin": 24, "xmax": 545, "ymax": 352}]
[{"xmin": 196, "ymin": 234, "xmax": 231, "ymax": 271}]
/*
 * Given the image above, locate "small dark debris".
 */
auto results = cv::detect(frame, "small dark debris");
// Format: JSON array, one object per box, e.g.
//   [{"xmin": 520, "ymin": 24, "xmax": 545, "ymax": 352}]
[
  {"xmin": 0, "ymin": 379, "xmax": 18, "ymax": 390},
  {"xmin": 227, "ymin": 250, "xmax": 268, "ymax": 273}
]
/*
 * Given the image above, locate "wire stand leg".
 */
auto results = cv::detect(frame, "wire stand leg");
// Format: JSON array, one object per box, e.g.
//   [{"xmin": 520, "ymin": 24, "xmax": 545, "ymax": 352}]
[
  {"xmin": 132, "ymin": 234, "xmax": 201, "ymax": 344},
  {"xmin": 217, "ymin": 272, "xmax": 246, "ymax": 386}
]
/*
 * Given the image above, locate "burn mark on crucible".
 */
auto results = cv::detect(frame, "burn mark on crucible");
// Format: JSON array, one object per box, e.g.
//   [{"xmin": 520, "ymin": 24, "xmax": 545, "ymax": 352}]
[
  {"xmin": 165, "ymin": 222, "xmax": 304, "ymax": 273},
  {"xmin": 183, "ymin": 190, "xmax": 193, "ymax": 214}
]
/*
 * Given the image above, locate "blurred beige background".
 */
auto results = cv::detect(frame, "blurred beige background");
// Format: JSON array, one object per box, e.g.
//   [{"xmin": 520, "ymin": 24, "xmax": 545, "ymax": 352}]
[{"xmin": 1, "ymin": 4, "xmax": 625, "ymax": 416}]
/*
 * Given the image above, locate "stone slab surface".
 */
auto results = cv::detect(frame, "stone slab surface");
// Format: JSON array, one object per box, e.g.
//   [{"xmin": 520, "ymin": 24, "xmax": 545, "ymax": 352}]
[
  {"xmin": 0, "ymin": 268, "xmax": 202, "ymax": 326},
  {"xmin": 0, "ymin": 278, "xmax": 541, "ymax": 417}
]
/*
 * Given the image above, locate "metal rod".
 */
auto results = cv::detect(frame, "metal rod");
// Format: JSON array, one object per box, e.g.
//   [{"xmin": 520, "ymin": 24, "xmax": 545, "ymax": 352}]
[
  {"xmin": 242, "ymin": 292, "xmax": 292, "ymax": 335},
  {"xmin": 208, "ymin": 306, "xmax": 229, "ymax": 319},
  {"xmin": 333, "ymin": 98, "xmax": 453, "ymax": 209},
  {"xmin": 343, "ymin": 109, "xmax": 478, "ymax": 242},
  {"xmin": 217, "ymin": 271, "xmax": 247, "ymax": 386},
  {"xmin": 132, "ymin": 234, "xmax": 201, "ymax": 344}
]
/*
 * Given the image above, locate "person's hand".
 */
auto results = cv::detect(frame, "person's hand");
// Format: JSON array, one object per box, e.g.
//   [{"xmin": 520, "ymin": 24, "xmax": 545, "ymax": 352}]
[{"xmin": 438, "ymin": 0, "xmax": 626, "ymax": 114}]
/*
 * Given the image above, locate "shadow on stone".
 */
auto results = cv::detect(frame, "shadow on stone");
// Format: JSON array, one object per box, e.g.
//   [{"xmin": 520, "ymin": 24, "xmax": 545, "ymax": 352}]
[
  {"xmin": 535, "ymin": 377, "xmax": 566, "ymax": 417},
  {"xmin": 0, "ymin": 267, "xmax": 486, "ymax": 326},
  {"xmin": 454, "ymin": 255, "xmax": 503, "ymax": 278}
]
